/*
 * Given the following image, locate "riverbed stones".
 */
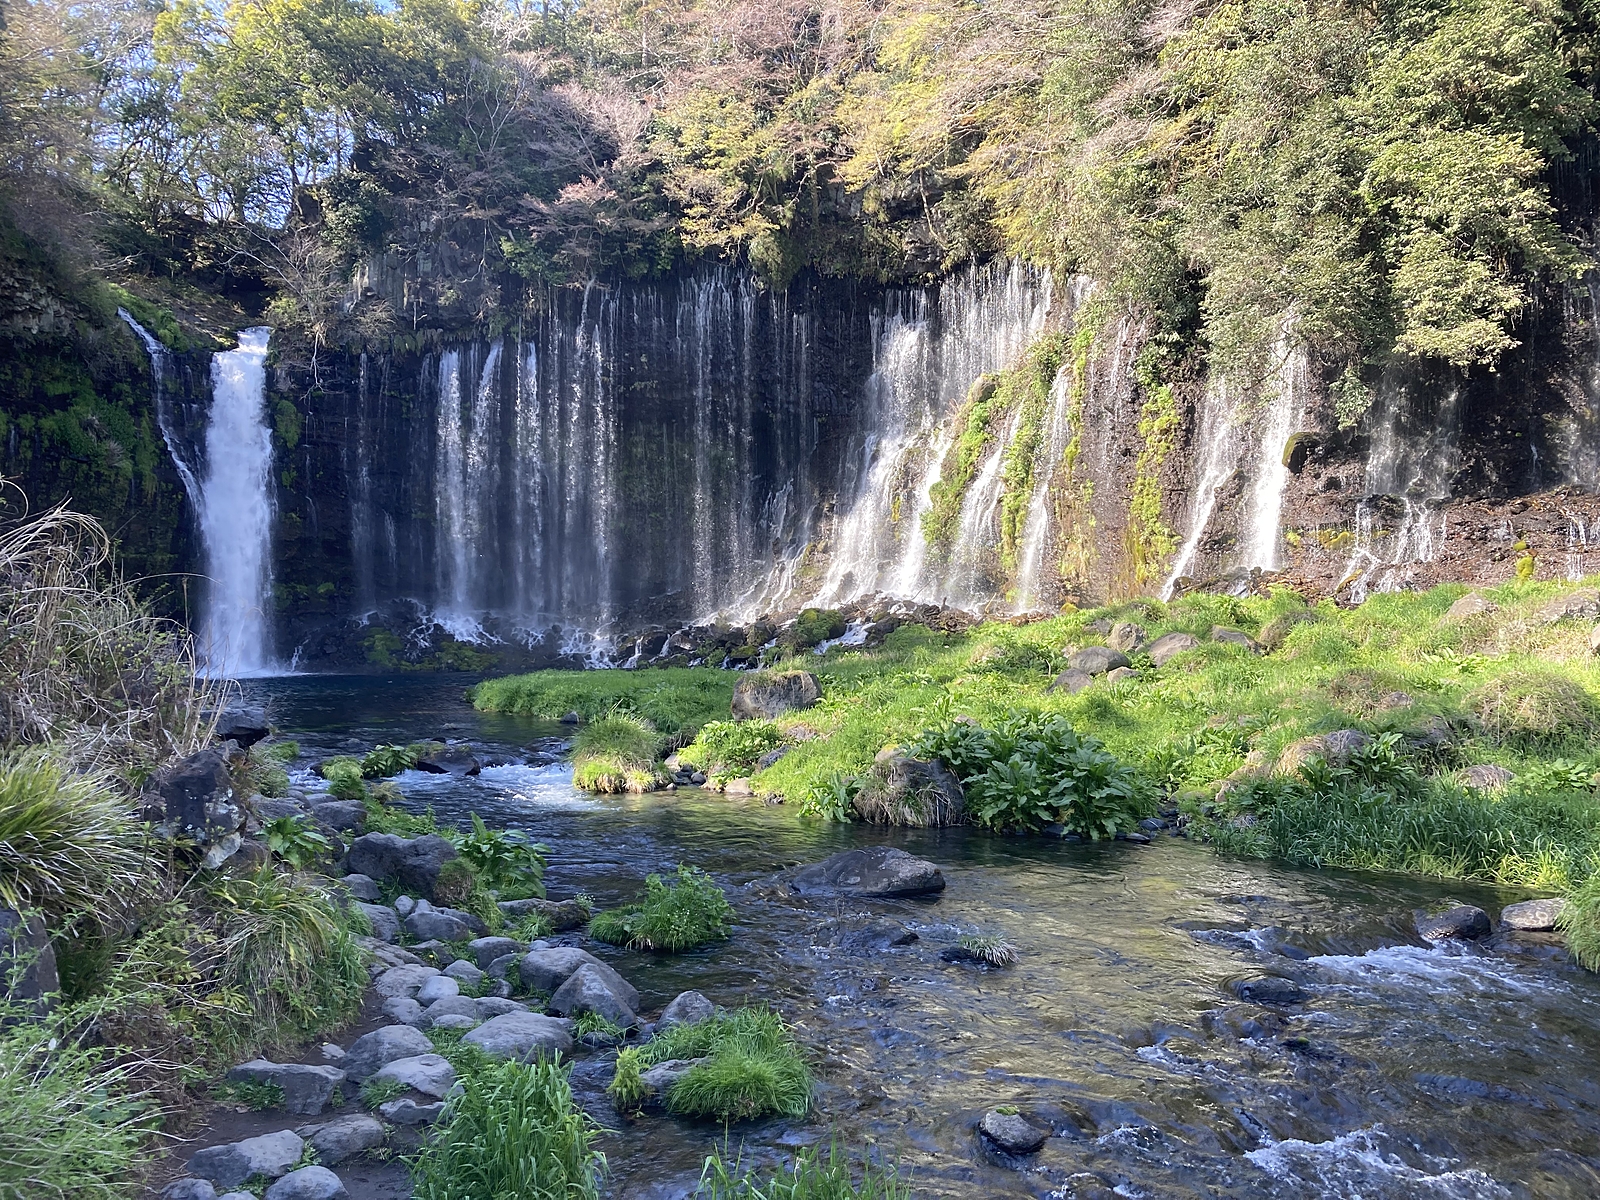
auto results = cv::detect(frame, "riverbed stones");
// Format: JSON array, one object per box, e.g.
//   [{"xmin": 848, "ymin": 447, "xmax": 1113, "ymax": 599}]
[
  {"xmin": 788, "ymin": 845, "xmax": 945, "ymax": 898},
  {"xmin": 357, "ymin": 903, "xmax": 399, "ymax": 943},
  {"xmin": 1047, "ymin": 667, "xmax": 1095, "ymax": 695},
  {"xmin": 497, "ymin": 896, "xmax": 591, "ymax": 930},
  {"xmin": 1067, "ymin": 646, "xmax": 1130, "ymax": 676},
  {"xmin": 731, "ymin": 670, "xmax": 822, "ymax": 720},
  {"xmin": 474, "ymin": 996, "xmax": 525, "ymax": 1019},
  {"xmin": 518, "ymin": 947, "xmax": 640, "ymax": 1010},
  {"xmin": 263, "ymin": 1165, "xmax": 348, "ymax": 1200},
  {"xmin": 294, "ymin": 1115, "xmax": 385, "ymax": 1166},
  {"xmin": 468, "ymin": 935, "xmax": 524, "ymax": 967},
  {"xmin": 1416, "ymin": 905, "xmax": 1492, "ymax": 941},
  {"xmin": 371, "ymin": 1053, "xmax": 455, "ymax": 1099},
  {"xmin": 444, "ymin": 959, "xmax": 486, "ymax": 988},
  {"xmin": 374, "ymin": 964, "xmax": 439, "ymax": 998},
  {"xmin": 345, "ymin": 833, "xmax": 460, "ymax": 897},
  {"xmin": 980, "ymin": 1110, "xmax": 1050, "ymax": 1154},
  {"xmin": 380, "ymin": 1096, "xmax": 445, "ymax": 1124},
  {"xmin": 549, "ymin": 963, "xmax": 639, "ymax": 1028},
  {"xmin": 381, "ymin": 995, "xmax": 425, "ymax": 1026},
  {"xmin": 422, "ymin": 995, "xmax": 480, "ymax": 1028},
  {"xmin": 162, "ymin": 1179, "xmax": 218, "ymax": 1200},
  {"xmin": 415, "ymin": 974, "xmax": 459, "ymax": 1005},
  {"xmin": 658, "ymin": 990, "xmax": 715, "ymax": 1030},
  {"xmin": 343, "ymin": 1024, "xmax": 434, "ymax": 1082},
  {"xmin": 190, "ymin": 1130, "xmax": 304, "ymax": 1188},
  {"xmin": 1228, "ymin": 976, "xmax": 1309, "ymax": 1006},
  {"xmin": 225, "ymin": 1061, "xmax": 345, "ymax": 1115},
  {"xmin": 341, "ymin": 873, "xmax": 382, "ymax": 901},
  {"xmin": 462, "ymin": 1011, "xmax": 574, "ymax": 1061},
  {"xmin": 1499, "ymin": 897, "xmax": 1567, "ymax": 931},
  {"xmin": 1108, "ymin": 621, "xmax": 1146, "ymax": 652},
  {"xmin": 1147, "ymin": 631, "xmax": 1201, "ymax": 666},
  {"xmin": 1461, "ymin": 764, "xmax": 1515, "ymax": 791}
]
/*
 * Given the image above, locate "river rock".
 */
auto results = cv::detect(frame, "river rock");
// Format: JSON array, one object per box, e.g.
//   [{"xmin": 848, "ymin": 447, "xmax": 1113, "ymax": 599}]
[
  {"xmin": 788, "ymin": 845, "xmax": 945, "ymax": 898},
  {"xmin": 1445, "ymin": 592, "xmax": 1497, "ymax": 621},
  {"xmin": 422, "ymin": 995, "xmax": 480, "ymax": 1027},
  {"xmin": 345, "ymin": 833, "xmax": 459, "ymax": 898},
  {"xmin": 549, "ymin": 963, "xmax": 638, "ymax": 1028},
  {"xmin": 638, "ymin": 1057, "xmax": 710, "ymax": 1099},
  {"xmin": 1228, "ymin": 976, "xmax": 1309, "ymax": 1006},
  {"xmin": 1415, "ymin": 905, "xmax": 1492, "ymax": 942},
  {"xmin": 658, "ymin": 990, "xmax": 715, "ymax": 1030},
  {"xmin": 371, "ymin": 1053, "xmax": 455, "ymax": 1099},
  {"xmin": 853, "ymin": 755, "xmax": 965, "ymax": 827},
  {"xmin": 414, "ymin": 744, "xmax": 481, "ymax": 775},
  {"xmin": 404, "ymin": 908, "xmax": 475, "ymax": 942},
  {"xmin": 416, "ymin": 974, "xmax": 459, "ymax": 1005},
  {"xmin": 215, "ymin": 705, "xmax": 272, "ymax": 748},
  {"xmin": 1047, "ymin": 668, "xmax": 1095, "ymax": 695},
  {"xmin": 431, "ymin": 1013, "xmax": 478, "ymax": 1032},
  {"xmin": 1461, "ymin": 764, "xmax": 1515, "ymax": 791},
  {"xmin": 518, "ymin": 947, "xmax": 639, "ymax": 1010},
  {"xmin": 981, "ymin": 1110, "xmax": 1050, "ymax": 1154},
  {"xmin": 1277, "ymin": 730, "xmax": 1371, "ymax": 774},
  {"xmin": 255, "ymin": 797, "xmax": 307, "ymax": 822},
  {"xmin": 373, "ymin": 964, "xmax": 439, "ymax": 999},
  {"xmin": 1147, "ymin": 631, "xmax": 1201, "ymax": 666},
  {"xmin": 474, "ymin": 996, "xmax": 525, "ymax": 1019},
  {"xmin": 830, "ymin": 919, "xmax": 920, "ymax": 952},
  {"xmin": 379, "ymin": 1097, "xmax": 444, "ymax": 1124},
  {"xmin": 357, "ymin": 903, "xmax": 399, "ymax": 943},
  {"xmin": 190, "ymin": 1130, "xmax": 305, "ymax": 1188},
  {"xmin": 154, "ymin": 749, "xmax": 245, "ymax": 845},
  {"xmin": 1499, "ymin": 898, "xmax": 1566, "ymax": 931},
  {"xmin": 343, "ymin": 1024, "xmax": 434, "ymax": 1082},
  {"xmin": 1068, "ymin": 646, "xmax": 1130, "ymax": 675},
  {"xmin": 731, "ymin": 670, "xmax": 822, "ymax": 720},
  {"xmin": 341, "ymin": 873, "xmax": 382, "ymax": 902},
  {"xmin": 1540, "ymin": 588, "xmax": 1600, "ymax": 624},
  {"xmin": 381, "ymin": 995, "xmax": 425, "ymax": 1026},
  {"xmin": 0, "ymin": 908, "xmax": 58, "ymax": 1010},
  {"xmin": 310, "ymin": 800, "xmax": 366, "ymax": 833},
  {"xmin": 462, "ymin": 1011, "xmax": 574, "ymax": 1061},
  {"xmin": 1211, "ymin": 626, "xmax": 1260, "ymax": 651},
  {"xmin": 394, "ymin": 895, "xmax": 416, "ymax": 917},
  {"xmin": 294, "ymin": 1115, "xmax": 384, "ymax": 1166},
  {"xmin": 263, "ymin": 1165, "xmax": 347, "ymax": 1200},
  {"xmin": 496, "ymin": 896, "xmax": 591, "ymax": 931},
  {"xmin": 162, "ymin": 1180, "xmax": 218, "ymax": 1200},
  {"xmin": 1107, "ymin": 621, "xmax": 1146, "ymax": 652},
  {"xmin": 225, "ymin": 1061, "xmax": 345, "ymax": 1115},
  {"xmin": 444, "ymin": 959, "xmax": 486, "ymax": 988},
  {"xmin": 468, "ymin": 935, "xmax": 525, "ymax": 967}
]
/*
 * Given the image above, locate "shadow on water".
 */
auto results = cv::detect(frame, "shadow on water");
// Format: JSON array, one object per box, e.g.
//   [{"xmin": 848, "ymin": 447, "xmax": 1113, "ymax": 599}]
[{"xmin": 244, "ymin": 676, "xmax": 1600, "ymax": 1199}]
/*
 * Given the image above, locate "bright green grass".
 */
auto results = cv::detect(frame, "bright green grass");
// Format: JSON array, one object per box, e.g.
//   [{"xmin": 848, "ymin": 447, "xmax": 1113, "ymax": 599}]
[
  {"xmin": 695, "ymin": 1142, "xmax": 910, "ymax": 1199},
  {"xmin": 609, "ymin": 1006, "xmax": 810, "ymax": 1122},
  {"xmin": 473, "ymin": 668, "xmax": 735, "ymax": 738},
  {"xmin": 588, "ymin": 864, "xmax": 733, "ymax": 952}
]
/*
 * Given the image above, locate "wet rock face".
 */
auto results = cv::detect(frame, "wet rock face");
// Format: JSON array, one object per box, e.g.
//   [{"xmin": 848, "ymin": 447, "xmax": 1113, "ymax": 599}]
[
  {"xmin": 731, "ymin": 670, "xmax": 822, "ymax": 720},
  {"xmin": 214, "ymin": 705, "xmax": 272, "ymax": 748},
  {"xmin": 788, "ymin": 846, "xmax": 946, "ymax": 898}
]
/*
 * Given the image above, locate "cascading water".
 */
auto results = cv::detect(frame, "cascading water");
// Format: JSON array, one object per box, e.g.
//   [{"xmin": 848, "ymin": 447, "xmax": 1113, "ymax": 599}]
[
  {"xmin": 1012, "ymin": 365, "xmax": 1074, "ymax": 611},
  {"xmin": 1163, "ymin": 378, "xmax": 1245, "ymax": 599},
  {"xmin": 200, "ymin": 328, "xmax": 276, "ymax": 674},
  {"xmin": 118, "ymin": 310, "xmax": 203, "ymax": 506},
  {"xmin": 1245, "ymin": 339, "xmax": 1311, "ymax": 570}
]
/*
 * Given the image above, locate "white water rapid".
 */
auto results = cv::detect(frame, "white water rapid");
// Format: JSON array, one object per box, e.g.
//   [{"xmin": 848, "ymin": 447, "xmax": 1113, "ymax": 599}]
[{"xmin": 200, "ymin": 328, "xmax": 276, "ymax": 675}]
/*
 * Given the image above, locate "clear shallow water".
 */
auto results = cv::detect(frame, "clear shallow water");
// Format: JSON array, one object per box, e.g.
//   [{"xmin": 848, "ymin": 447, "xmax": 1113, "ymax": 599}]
[{"xmin": 243, "ymin": 676, "xmax": 1600, "ymax": 1199}]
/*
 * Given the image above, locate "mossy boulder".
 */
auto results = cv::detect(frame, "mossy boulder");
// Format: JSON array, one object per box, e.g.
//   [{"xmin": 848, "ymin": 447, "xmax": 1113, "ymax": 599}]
[{"xmin": 731, "ymin": 670, "xmax": 822, "ymax": 720}]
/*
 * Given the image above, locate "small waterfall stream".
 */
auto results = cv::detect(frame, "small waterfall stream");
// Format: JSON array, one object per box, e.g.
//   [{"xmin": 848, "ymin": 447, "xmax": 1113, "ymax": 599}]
[
  {"xmin": 117, "ymin": 310, "xmax": 203, "ymax": 506},
  {"xmin": 1012, "ymin": 364, "xmax": 1074, "ymax": 610},
  {"xmin": 201, "ymin": 328, "xmax": 276, "ymax": 674}
]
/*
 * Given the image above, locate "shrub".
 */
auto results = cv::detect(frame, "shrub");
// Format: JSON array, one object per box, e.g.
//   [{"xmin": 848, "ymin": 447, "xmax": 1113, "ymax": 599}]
[
  {"xmin": 0, "ymin": 1001, "xmax": 154, "ymax": 1200},
  {"xmin": 361, "ymin": 744, "xmax": 417, "ymax": 778},
  {"xmin": 611, "ymin": 1006, "xmax": 810, "ymax": 1122},
  {"xmin": 410, "ymin": 1057, "xmax": 603, "ymax": 1200},
  {"xmin": 454, "ymin": 812, "xmax": 546, "ymax": 899},
  {"xmin": 909, "ymin": 712, "xmax": 1150, "ymax": 836},
  {"xmin": 695, "ymin": 1142, "xmax": 910, "ymax": 1200},
  {"xmin": 679, "ymin": 720, "xmax": 784, "ymax": 780},
  {"xmin": 0, "ymin": 749, "xmax": 146, "ymax": 926},
  {"xmin": 588, "ymin": 865, "xmax": 733, "ymax": 952},
  {"xmin": 1471, "ymin": 670, "xmax": 1600, "ymax": 750},
  {"xmin": 319, "ymin": 756, "xmax": 365, "ymax": 785},
  {"xmin": 264, "ymin": 815, "xmax": 334, "ymax": 870},
  {"xmin": 796, "ymin": 773, "xmax": 861, "ymax": 822}
]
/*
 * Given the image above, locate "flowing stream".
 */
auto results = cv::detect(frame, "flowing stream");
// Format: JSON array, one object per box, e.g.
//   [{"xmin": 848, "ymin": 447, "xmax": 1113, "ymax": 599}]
[{"xmin": 246, "ymin": 676, "xmax": 1600, "ymax": 1200}]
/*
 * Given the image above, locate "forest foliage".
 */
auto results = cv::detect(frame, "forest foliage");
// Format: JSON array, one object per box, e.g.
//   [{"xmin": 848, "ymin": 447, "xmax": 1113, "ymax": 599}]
[{"xmin": 3, "ymin": 0, "xmax": 1599, "ymax": 384}]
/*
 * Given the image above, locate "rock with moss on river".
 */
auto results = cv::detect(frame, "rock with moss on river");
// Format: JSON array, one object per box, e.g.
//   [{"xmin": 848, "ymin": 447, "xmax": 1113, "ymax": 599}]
[
  {"xmin": 852, "ymin": 755, "xmax": 965, "ymax": 827},
  {"xmin": 498, "ymin": 895, "xmax": 591, "ymax": 931},
  {"xmin": 787, "ymin": 845, "xmax": 945, "ymax": 898}
]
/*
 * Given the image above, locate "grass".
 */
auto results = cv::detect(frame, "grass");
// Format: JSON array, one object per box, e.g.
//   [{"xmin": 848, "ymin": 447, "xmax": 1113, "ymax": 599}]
[
  {"xmin": 574, "ymin": 1011, "xmax": 626, "ymax": 1040},
  {"xmin": 679, "ymin": 720, "xmax": 785, "ymax": 782},
  {"xmin": 610, "ymin": 1006, "xmax": 811, "ymax": 1122},
  {"xmin": 409, "ymin": 1057, "xmax": 603, "ymax": 1200},
  {"xmin": 695, "ymin": 1142, "xmax": 910, "ymax": 1200},
  {"xmin": 954, "ymin": 935, "xmax": 1019, "ymax": 966},
  {"xmin": 570, "ymin": 709, "xmax": 667, "ymax": 794},
  {"xmin": 473, "ymin": 668, "xmax": 735, "ymax": 740},
  {"xmin": 588, "ymin": 865, "xmax": 733, "ymax": 952},
  {"xmin": 218, "ymin": 1078, "xmax": 286, "ymax": 1110},
  {"xmin": 361, "ymin": 1076, "xmax": 410, "ymax": 1108}
]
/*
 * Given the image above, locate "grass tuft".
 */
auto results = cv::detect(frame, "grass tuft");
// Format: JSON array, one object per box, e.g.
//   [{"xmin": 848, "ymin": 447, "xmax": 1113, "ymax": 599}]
[
  {"xmin": 473, "ymin": 669, "xmax": 735, "ymax": 740},
  {"xmin": 611, "ymin": 1005, "xmax": 811, "ymax": 1122},
  {"xmin": 588, "ymin": 865, "xmax": 732, "ymax": 953},
  {"xmin": 694, "ymin": 1141, "xmax": 910, "ymax": 1199}
]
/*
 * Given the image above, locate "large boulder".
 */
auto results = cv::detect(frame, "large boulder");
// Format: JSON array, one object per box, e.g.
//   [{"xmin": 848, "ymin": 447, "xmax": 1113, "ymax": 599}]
[
  {"xmin": 189, "ymin": 1131, "xmax": 304, "ymax": 1188},
  {"xmin": 1539, "ymin": 588, "xmax": 1600, "ymax": 625},
  {"xmin": 1444, "ymin": 592, "xmax": 1497, "ymax": 621},
  {"xmin": 788, "ymin": 846, "xmax": 945, "ymax": 898},
  {"xmin": 0, "ymin": 908, "xmax": 58, "ymax": 1011},
  {"xmin": 342, "ymin": 1024, "xmax": 434, "ymax": 1082},
  {"xmin": 852, "ymin": 756, "xmax": 965, "ymax": 827},
  {"xmin": 356, "ymin": 904, "xmax": 399, "ymax": 943},
  {"xmin": 294, "ymin": 1115, "xmax": 385, "ymax": 1167},
  {"xmin": 404, "ymin": 908, "xmax": 476, "ymax": 942},
  {"xmin": 1046, "ymin": 668, "xmax": 1095, "ymax": 695},
  {"xmin": 658, "ymin": 990, "xmax": 715, "ymax": 1030},
  {"xmin": 1067, "ymin": 646, "xmax": 1130, "ymax": 676},
  {"xmin": 1147, "ymin": 631, "xmax": 1201, "ymax": 667},
  {"xmin": 263, "ymin": 1165, "xmax": 348, "ymax": 1200},
  {"xmin": 370, "ymin": 1053, "xmax": 456, "ymax": 1099},
  {"xmin": 309, "ymin": 800, "xmax": 366, "ymax": 834},
  {"xmin": 467, "ymin": 936, "xmax": 525, "ymax": 967},
  {"xmin": 153, "ymin": 749, "xmax": 244, "ymax": 845},
  {"xmin": 344, "ymin": 833, "xmax": 459, "ymax": 897},
  {"xmin": 214, "ymin": 705, "xmax": 272, "ymax": 749},
  {"xmin": 462, "ymin": 1011, "xmax": 574, "ymax": 1062},
  {"xmin": 518, "ymin": 947, "xmax": 639, "ymax": 1010},
  {"xmin": 731, "ymin": 670, "xmax": 822, "ymax": 720},
  {"xmin": 496, "ymin": 897, "xmax": 590, "ymax": 931},
  {"xmin": 548, "ymin": 963, "xmax": 638, "ymax": 1028}
]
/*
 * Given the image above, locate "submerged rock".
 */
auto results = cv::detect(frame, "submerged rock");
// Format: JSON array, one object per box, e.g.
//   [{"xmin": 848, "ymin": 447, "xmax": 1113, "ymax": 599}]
[
  {"xmin": 788, "ymin": 846, "xmax": 945, "ymax": 898},
  {"xmin": 1228, "ymin": 976, "xmax": 1309, "ymax": 1006},
  {"xmin": 1415, "ymin": 905, "xmax": 1492, "ymax": 942},
  {"xmin": 980, "ymin": 1110, "xmax": 1050, "ymax": 1154},
  {"xmin": 414, "ymin": 745, "xmax": 481, "ymax": 775},
  {"xmin": 731, "ymin": 670, "xmax": 822, "ymax": 720}
]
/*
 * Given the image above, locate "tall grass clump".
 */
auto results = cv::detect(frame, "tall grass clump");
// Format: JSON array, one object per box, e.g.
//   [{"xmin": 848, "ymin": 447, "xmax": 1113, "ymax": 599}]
[
  {"xmin": 1470, "ymin": 670, "xmax": 1600, "ymax": 750},
  {"xmin": 410, "ymin": 1057, "xmax": 603, "ymax": 1200},
  {"xmin": 695, "ymin": 1142, "xmax": 910, "ymax": 1200},
  {"xmin": 0, "ymin": 1000, "xmax": 154, "ymax": 1200},
  {"xmin": 1559, "ymin": 873, "xmax": 1600, "ymax": 970},
  {"xmin": 679, "ymin": 720, "xmax": 785, "ymax": 782},
  {"xmin": 588, "ymin": 864, "xmax": 732, "ymax": 952},
  {"xmin": 610, "ymin": 1006, "xmax": 810, "ymax": 1122},
  {"xmin": 473, "ymin": 668, "xmax": 735, "ymax": 740},
  {"xmin": 571, "ymin": 709, "xmax": 665, "ymax": 793}
]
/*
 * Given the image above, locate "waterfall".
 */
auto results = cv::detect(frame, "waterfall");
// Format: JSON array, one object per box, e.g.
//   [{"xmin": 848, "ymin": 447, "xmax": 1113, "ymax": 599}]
[
  {"xmin": 1244, "ymin": 339, "xmax": 1310, "ymax": 570},
  {"xmin": 1162, "ymin": 378, "xmax": 1245, "ymax": 599},
  {"xmin": 1013, "ymin": 364, "xmax": 1074, "ymax": 610},
  {"xmin": 118, "ymin": 310, "xmax": 202, "ymax": 506},
  {"xmin": 200, "ymin": 328, "xmax": 276, "ymax": 674}
]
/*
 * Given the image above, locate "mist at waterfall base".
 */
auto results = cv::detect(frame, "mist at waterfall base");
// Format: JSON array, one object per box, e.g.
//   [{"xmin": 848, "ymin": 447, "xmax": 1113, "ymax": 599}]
[{"xmin": 247, "ymin": 673, "xmax": 1600, "ymax": 1200}]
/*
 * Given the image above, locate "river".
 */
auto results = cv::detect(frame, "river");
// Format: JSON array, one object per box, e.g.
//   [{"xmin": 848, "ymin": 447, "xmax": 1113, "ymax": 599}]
[{"xmin": 242, "ymin": 674, "xmax": 1600, "ymax": 1199}]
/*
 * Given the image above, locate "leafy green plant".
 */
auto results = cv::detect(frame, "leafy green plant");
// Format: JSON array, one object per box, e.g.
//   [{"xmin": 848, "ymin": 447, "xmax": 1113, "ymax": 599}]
[
  {"xmin": 695, "ymin": 1141, "xmax": 910, "ymax": 1200},
  {"xmin": 680, "ymin": 720, "xmax": 785, "ymax": 780},
  {"xmin": 588, "ymin": 865, "xmax": 733, "ymax": 952},
  {"xmin": 362, "ymin": 785, "xmax": 439, "ymax": 837},
  {"xmin": 410, "ymin": 1057, "xmax": 603, "ymax": 1200},
  {"xmin": 1560, "ymin": 873, "xmax": 1600, "ymax": 971},
  {"xmin": 264, "ymin": 815, "xmax": 333, "ymax": 870},
  {"xmin": 0, "ymin": 749, "xmax": 145, "ymax": 925},
  {"xmin": 508, "ymin": 911, "xmax": 554, "ymax": 942},
  {"xmin": 1516, "ymin": 758, "xmax": 1596, "ymax": 794},
  {"xmin": 360, "ymin": 1075, "xmax": 409, "ymax": 1108},
  {"xmin": 910, "ymin": 712, "xmax": 1150, "ymax": 836},
  {"xmin": 797, "ymin": 773, "xmax": 861, "ymax": 822},
  {"xmin": 454, "ymin": 812, "xmax": 546, "ymax": 899},
  {"xmin": 611, "ymin": 1006, "xmax": 810, "ymax": 1123},
  {"xmin": 362, "ymin": 744, "xmax": 418, "ymax": 778}
]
